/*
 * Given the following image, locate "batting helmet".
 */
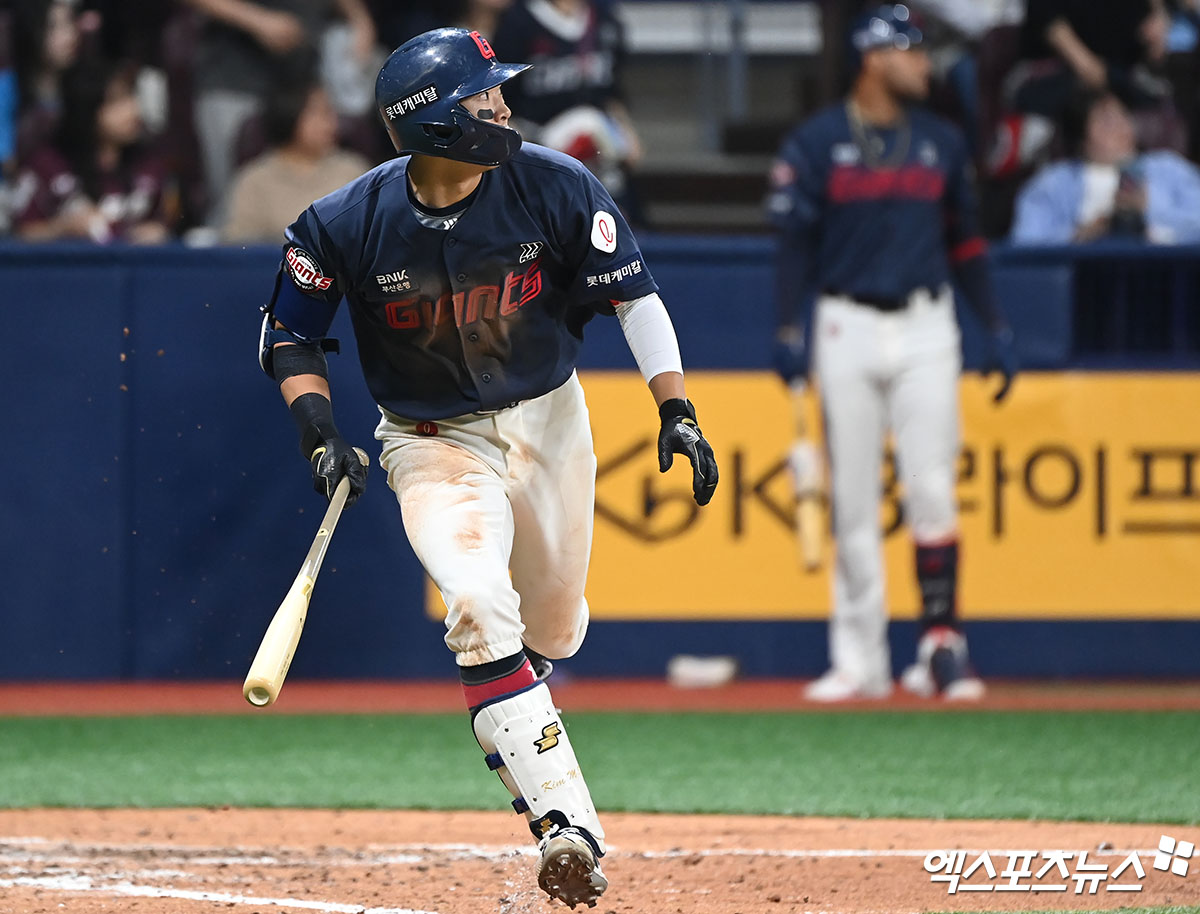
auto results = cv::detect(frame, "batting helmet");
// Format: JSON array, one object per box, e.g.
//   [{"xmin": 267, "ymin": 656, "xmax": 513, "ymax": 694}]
[
  {"xmin": 847, "ymin": 4, "xmax": 924, "ymax": 75},
  {"xmin": 375, "ymin": 28, "xmax": 531, "ymax": 166}
]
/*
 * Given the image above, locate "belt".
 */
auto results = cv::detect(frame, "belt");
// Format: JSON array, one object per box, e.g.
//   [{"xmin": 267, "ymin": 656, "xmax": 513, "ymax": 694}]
[
  {"xmin": 823, "ymin": 287, "xmax": 936, "ymax": 312},
  {"xmin": 472, "ymin": 401, "xmax": 522, "ymax": 416}
]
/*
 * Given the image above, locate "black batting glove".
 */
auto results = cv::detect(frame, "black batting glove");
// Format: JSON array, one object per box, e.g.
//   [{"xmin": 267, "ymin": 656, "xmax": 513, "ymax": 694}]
[
  {"xmin": 657, "ymin": 398, "xmax": 719, "ymax": 506},
  {"xmin": 289, "ymin": 392, "xmax": 368, "ymax": 506},
  {"xmin": 310, "ymin": 437, "xmax": 368, "ymax": 506}
]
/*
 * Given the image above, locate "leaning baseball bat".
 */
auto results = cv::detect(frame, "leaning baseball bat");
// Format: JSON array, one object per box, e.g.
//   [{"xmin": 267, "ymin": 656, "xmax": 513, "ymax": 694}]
[
  {"xmin": 788, "ymin": 381, "xmax": 823, "ymax": 572},
  {"xmin": 243, "ymin": 448, "xmax": 368, "ymax": 707}
]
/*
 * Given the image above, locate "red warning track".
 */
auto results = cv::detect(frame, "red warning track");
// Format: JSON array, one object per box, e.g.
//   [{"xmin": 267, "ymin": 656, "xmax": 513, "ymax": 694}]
[{"xmin": 1, "ymin": 679, "xmax": 1198, "ymax": 715}]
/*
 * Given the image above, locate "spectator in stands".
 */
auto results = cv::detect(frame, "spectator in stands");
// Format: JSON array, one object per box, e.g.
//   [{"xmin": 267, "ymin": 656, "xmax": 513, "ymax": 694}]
[
  {"xmin": 78, "ymin": 1, "xmax": 173, "ymax": 67},
  {"xmin": 1008, "ymin": 0, "xmax": 1172, "ymax": 118},
  {"xmin": 222, "ymin": 80, "xmax": 369, "ymax": 242},
  {"xmin": 452, "ymin": 0, "xmax": 514, "ymax": 38},
  {"xmin": 493, "ymin": 0, "xmax": 643, "ymax": 218},
  {"xmin": 11, "ymin": 0, "xmax": 92, "ymax": 153},
  {"xmin": 1, "ymin": 11, "xmax": 15, "ymax": 235},
  {"xmin": 182, "ymin": 0, "xmax": 377, "ymax": 226},
  {"xmin": 905, "ymin": 0, "xmax": 1024, "ymax": 155},
  {"xmin": 1010, "ymin": 90, "xmax": 1200, "ymax": 244},
  {"xmin": 1, "ymin": 11, "xmax": 15, "ymax": 164},
  {"xmin": 369, "ymin": 0, "xmax": 512, "ymax": 53},
  {"xmin": 10, "ymin": 58, "xmax": 172, "ymax": 243},
  {"xmin": 365, "ymin": 0, "xmax": 441, "ymax": 50}
]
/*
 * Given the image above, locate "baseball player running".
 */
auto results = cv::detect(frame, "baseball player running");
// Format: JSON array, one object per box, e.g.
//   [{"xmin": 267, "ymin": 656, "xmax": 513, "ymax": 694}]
[
  {"xmin": 766, "ymin": 4, "xmax": 1016, "ymax": 702},
  {"xmin": 257, "ymin": 27, "xmax": 718, "ymax": 907}
]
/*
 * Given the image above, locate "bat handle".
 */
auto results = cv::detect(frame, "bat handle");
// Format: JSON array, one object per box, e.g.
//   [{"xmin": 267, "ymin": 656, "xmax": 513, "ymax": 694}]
[{"xmin": 246, "ymin": 685, "xmax": 273, "ymax": 707}]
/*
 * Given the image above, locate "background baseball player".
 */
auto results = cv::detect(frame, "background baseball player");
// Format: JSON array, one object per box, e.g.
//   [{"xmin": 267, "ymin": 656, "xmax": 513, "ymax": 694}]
[
  {"xmin": 766, "ymin": 4, "xmax": 1017, "ymax": 702},
  {"xmin": 257, "ymin": 27, "xmax": 718, "ymax": 907}
]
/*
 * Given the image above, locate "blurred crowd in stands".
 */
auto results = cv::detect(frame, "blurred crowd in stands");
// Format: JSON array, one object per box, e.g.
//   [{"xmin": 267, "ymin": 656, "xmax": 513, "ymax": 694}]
[{"xmin": 2, "ymin": 0, "xmax": 1200, "ymax": 246}]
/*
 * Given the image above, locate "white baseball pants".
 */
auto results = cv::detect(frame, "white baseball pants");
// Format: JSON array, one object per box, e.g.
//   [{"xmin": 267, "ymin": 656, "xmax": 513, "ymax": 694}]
[
  {"xmin": 375, "ymin": 373, "xmax": 596, "ymax": 667},
  {"xmin": 813, "ymin": 287, "xmax": 961, "ymax": 683}
]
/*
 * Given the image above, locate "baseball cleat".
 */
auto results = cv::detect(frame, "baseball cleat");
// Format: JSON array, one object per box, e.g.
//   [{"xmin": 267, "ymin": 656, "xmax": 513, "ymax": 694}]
[
  {"xmin": 537, "ymin": 827, "xmax": 607, "ymax": 908},
  {"xmin": 900, "ymin": 626, "xmax": 985, "ymax": 700},
  {"xmin": 803, "ymin": 668, "xmax": 892, "ymax": 702}
]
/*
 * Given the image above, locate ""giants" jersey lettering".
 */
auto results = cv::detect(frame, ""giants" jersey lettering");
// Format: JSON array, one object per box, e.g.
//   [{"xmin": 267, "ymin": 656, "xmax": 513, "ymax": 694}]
[{"xmin": 385, "ymin": 261, "xmax": 542, "ymax": 331}]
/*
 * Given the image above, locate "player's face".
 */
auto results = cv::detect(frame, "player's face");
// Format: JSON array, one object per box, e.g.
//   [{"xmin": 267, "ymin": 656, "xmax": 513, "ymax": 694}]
[
  {"xmin": 461, "ymin": 85, "xmax": 512, "ymax": 127},
  {"xmin": 878, "ymin": 47, "xmax": 931, "ymax": 101}
]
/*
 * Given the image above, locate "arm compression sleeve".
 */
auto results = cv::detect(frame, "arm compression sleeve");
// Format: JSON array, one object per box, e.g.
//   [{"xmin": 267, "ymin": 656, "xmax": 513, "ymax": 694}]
[{"xmin": 614, "ymin": 292, "xmax": 684, "ymax": 383}]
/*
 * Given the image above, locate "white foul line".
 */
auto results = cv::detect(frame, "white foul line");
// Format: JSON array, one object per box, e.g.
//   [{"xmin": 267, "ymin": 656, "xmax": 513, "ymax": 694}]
[{"xmin": 0, "ymin": 873, "xmax": 439, "ymax": 914}]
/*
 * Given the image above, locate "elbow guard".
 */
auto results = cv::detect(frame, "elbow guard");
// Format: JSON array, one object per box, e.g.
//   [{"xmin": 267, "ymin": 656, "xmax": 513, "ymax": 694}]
[{"xmin": 258, "ymin": 307, "xmax": 339, "ymax": 380}]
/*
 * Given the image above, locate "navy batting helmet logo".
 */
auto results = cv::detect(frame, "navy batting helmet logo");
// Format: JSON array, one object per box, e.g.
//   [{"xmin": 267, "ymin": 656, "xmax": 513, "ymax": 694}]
[{"xmin": 375, "ymin": 28, "xmax": 532, "ymax": 166}]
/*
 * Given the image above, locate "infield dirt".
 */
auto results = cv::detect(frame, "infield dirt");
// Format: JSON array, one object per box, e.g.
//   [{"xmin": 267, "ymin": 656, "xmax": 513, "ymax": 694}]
[{"xmin": 1, "ymin": 808, "xmax": 1198, "ymax": 914}]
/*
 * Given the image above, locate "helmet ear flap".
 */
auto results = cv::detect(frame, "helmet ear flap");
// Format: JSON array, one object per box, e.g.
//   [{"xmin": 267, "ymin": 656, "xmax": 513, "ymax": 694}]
[{"xmin": 423, "ymin": 122, "xmax": 459, "ymax": 143}]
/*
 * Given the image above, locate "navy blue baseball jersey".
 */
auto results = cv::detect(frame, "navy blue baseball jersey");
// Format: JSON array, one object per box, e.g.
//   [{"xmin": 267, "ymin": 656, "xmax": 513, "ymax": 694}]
[
  {"xmin": 270, "ymin": 142, "xmax": 657, "ymax": 420},
  {"xmin": 766, "ymin": 103, "xmax": 985, "ymax": 315}
]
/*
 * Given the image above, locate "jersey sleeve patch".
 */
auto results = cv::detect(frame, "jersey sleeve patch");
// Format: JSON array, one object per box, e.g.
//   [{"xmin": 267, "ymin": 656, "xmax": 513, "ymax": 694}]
[
  {"xmin": 590, "ymin": 210, "xmax": 618, "ymax": 254},
  {"xmin": 585, "ymin": 256, "xmax": 645, "ymax": 288},
  {"xmin": 284, "ymin": 245, "xmax": 335, "ymax": 292}
]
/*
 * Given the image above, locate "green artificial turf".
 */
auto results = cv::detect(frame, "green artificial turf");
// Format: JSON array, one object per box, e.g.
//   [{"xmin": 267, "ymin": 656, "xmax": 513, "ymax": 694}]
[{"xmin": 0, "ymin": 710, "xmax": 1197, "ymax": 822}]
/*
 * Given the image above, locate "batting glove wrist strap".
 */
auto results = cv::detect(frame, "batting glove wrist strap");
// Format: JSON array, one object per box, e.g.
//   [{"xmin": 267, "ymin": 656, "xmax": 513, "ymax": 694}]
[
  {"xmin": 657, "ymin": 397, "xmax": 697, "ymax": 424},
  {"xmin": 289, "ymin": 392, "xmax": 342, "ymax": 459}
]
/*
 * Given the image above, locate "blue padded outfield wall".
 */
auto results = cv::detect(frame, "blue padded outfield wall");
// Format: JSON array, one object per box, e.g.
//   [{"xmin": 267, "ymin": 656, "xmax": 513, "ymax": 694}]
[{"xmin": 2, "ymin": 240, "xmax": 1198, "ymax": 681}]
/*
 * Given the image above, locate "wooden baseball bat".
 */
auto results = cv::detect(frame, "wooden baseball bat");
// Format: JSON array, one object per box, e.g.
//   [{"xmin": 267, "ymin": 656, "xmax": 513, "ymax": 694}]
[
  {"xmin": 243, "ymin": 448, "xmax": 368, "ymax": 707},
  {"xmin": 788, "ymin": 382, "xmax": 823, "ymax": 572}
]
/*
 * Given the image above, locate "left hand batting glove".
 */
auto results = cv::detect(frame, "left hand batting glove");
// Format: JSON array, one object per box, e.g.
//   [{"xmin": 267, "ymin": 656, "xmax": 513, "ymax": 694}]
[
  {"xmin": 658, "ymin": 398, "xmax": 719, "ymax": 506},
  {"xmin": 310, "ymin": 437, "xmax": 368, "ymax": 506},
  {"xmin": 986, "ymin": 326, "xmax": 1018, "ymax": 403}
]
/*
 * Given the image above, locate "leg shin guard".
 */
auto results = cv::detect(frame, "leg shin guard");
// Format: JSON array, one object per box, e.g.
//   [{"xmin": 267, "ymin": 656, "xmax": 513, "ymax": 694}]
[
  {"xmin": 916, "ymin": 539, "xmax": 959, "ymax": 631},
  {"xmin": 472, "ymin": 681, "xmax": 605, "ymax": 854}
]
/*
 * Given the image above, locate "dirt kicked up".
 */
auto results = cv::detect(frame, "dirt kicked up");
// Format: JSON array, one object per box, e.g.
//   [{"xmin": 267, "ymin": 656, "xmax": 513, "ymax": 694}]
[{"xmin": 1, "ymin": 808, "xmax": 1197, "ymax": 914}]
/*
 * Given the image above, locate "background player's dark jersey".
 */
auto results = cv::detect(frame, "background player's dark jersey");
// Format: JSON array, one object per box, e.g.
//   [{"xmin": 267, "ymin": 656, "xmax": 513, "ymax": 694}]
[
  {"xmin": 272, "ymin": 143, "xmax": 657, "ymax": 420},
  {"xmin": 766, "ymin": 103, "xmax": 985, "ymax": 314},
  {"xmin": 493, "ymin": 0, "xmax": 625, "ymax": 126}
]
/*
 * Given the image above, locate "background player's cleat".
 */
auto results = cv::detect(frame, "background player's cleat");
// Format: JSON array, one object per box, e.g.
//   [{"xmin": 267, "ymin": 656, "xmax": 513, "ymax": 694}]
[
  {"xmin": 900, "ymin": 626, "xmax": 985, "ymax": 700},
  {"xmin": 803, "ymin": 668, "xmax": 892, "ymax": 702},
  {"xmin": 537, "ymin": 826, "xmax": 607, "ymax": 908}
]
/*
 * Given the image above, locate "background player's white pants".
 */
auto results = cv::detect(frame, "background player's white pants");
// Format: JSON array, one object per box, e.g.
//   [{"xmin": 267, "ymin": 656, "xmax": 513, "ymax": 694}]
[
  {"xmin": 814, "ymin": 289, "xmax": 961, "ymax": 683},
  {"xmin": 376, "ymin": 373, "xmax": 597, "ymax": 666}
]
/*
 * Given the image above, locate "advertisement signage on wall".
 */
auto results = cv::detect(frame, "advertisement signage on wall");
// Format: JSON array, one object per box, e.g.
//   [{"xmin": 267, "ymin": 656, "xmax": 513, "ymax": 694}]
[{"xmin": 428, "ymin": 373, "xmax": 1200, "ymax": 621}]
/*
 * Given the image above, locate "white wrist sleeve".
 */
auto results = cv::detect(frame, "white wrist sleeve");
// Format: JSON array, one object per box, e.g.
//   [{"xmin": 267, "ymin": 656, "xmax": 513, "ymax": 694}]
[{"xmin": 614, "ymin": 292, "xmax": 684, "ymax": 384}]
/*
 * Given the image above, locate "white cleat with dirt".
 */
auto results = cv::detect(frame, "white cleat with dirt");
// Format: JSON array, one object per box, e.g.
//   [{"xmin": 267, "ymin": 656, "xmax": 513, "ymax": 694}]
[
  {"xmin": 803, "ymin": 668, "xmax": 893, "ymax": 702},
  {"xmin": 537, "ymin": 827, "xmax": 607, "ymax": 908}
]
